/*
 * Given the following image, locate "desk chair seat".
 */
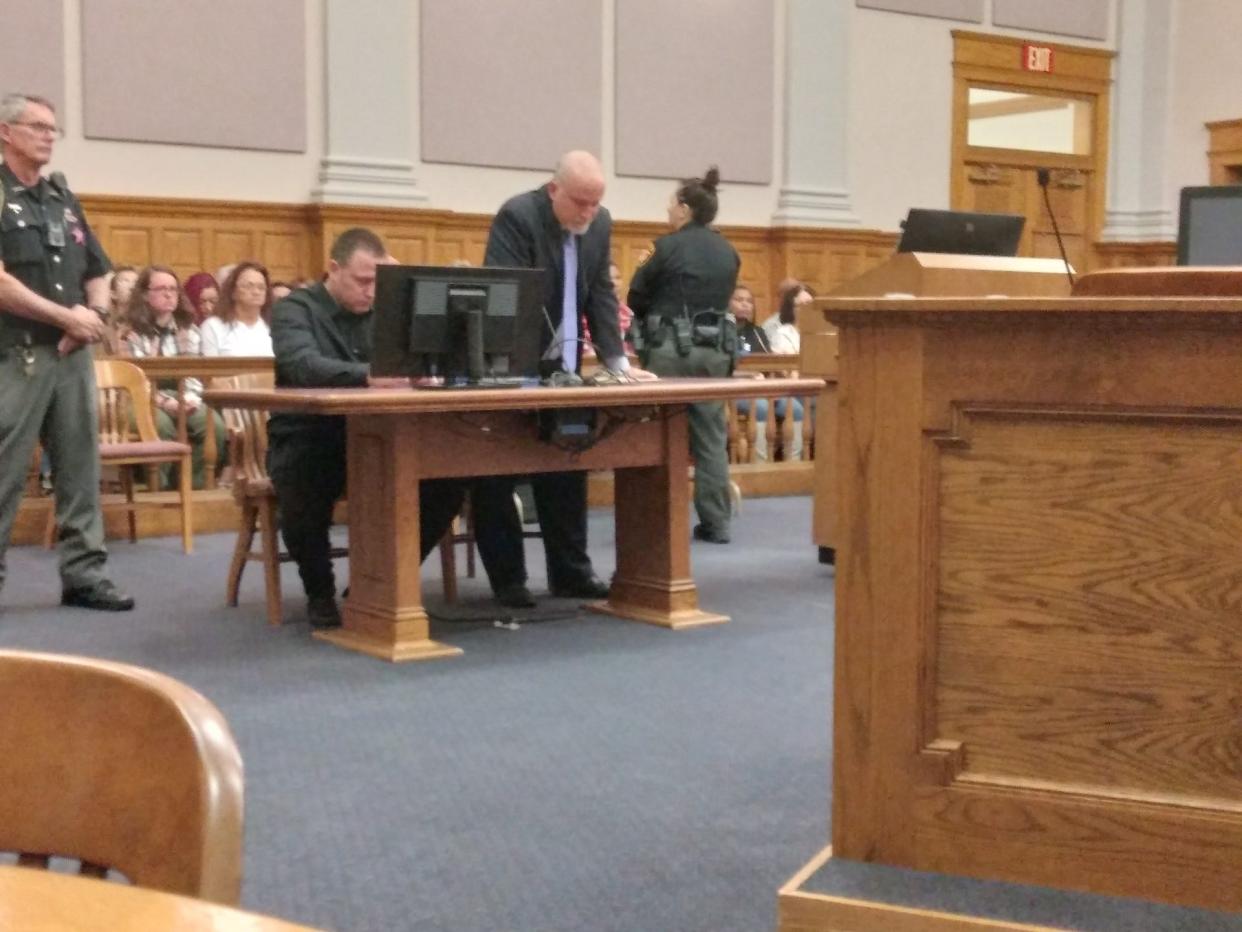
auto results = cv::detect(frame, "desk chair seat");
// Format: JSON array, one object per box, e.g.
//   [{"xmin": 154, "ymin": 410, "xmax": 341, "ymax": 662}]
[
  {"xmin": 0, "ymin": 649, "xmax": 244, "ymax": 904},
  {"xmin": 45, "ymin": 359, "xmax": 194, "ymax": 554}
]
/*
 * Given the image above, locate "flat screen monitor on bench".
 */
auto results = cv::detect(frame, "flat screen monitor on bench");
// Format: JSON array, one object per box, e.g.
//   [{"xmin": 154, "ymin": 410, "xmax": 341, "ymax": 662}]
[
  {"xmin": 1177, "ymin": 185, "xmax": 1242, "ymax": 265},
  {"xmin": 896, "ymin": 208, "xmax": 1025, "ymax": 257},
  {"xmin": 371, "ymin": 265, "xmax": 546, "ymax": 385}
]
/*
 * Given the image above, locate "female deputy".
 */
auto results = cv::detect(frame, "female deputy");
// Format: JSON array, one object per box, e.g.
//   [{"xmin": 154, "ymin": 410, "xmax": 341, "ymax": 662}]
[{"xmin": 627, "ymin": 166, "xmax": 740, "ymax": 544}]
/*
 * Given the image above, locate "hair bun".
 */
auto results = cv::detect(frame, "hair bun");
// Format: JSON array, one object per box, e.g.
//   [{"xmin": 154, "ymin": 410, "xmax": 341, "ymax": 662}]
[{"xmin": 702, "ymin": 166, "xmax": 720, "ymax": 191}]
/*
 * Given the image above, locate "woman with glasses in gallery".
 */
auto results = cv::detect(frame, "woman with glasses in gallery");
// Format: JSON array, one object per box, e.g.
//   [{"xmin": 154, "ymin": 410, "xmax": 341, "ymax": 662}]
[{"xmin": 123, "ymin": 265, "xmax": 226, "ymax": 489}]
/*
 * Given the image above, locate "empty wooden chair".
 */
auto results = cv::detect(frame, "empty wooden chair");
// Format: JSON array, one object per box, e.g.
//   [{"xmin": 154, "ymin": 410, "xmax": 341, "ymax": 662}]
[
  {"xmin": 45, "ymin": 359, "xmax": 194, "ymax": 554},
  {"xmin": 0, "ymin": 649, "xmax": 244, "ymax": 904},
  {"xmin": 218, "ymin": 373, "xmax": 310, "ymax": 626}
]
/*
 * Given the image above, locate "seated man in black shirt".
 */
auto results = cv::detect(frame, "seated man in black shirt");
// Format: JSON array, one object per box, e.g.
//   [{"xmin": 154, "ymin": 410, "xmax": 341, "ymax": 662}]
[{"xmin": 268, "ymin": 228, "xmax": 467, "ymax": 629}]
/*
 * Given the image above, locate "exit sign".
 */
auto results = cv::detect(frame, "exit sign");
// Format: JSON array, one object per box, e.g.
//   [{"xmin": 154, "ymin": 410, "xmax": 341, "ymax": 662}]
[{"xmin": 1022, "ymin": 44, "xmax": 1054, "ymax": 72}]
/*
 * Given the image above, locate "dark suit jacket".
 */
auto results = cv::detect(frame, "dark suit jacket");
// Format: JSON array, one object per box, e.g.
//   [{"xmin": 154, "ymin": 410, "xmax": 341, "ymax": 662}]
[
  {"xmin": 483, "ymin": 185, "xmax": 623, "ymax": 368},
  {"xmin": 268, "ymin": 282, "xmax": 371, "ymax": 450}
]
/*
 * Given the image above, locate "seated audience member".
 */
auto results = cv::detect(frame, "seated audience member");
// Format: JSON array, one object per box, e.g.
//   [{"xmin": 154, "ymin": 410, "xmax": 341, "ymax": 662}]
[
  {"xmin": 268, "ymin": 227, "xmax": 471, "ymax": 630},
  {"xmin": 99, "ymin": 265, "xmax": 137, "ymax": 355},
  {"xmin": 269, "ymin": 280, "xmax": 293, "ymax": 303},
  {"xmin": 732, "ymin": 285, "xmax": 770, "ymax": 354},
  {"xmin": 610, "ymin": 261, "xmax": 634, "ymax": 351},
  {"xmin": 749, "ymin": 283, "xmax": 814, "ymax": 460},
  {"xmin": 769, "ymin": 283, "xmax": 812, "ymax": 356},
  {"xmin": 123, "ymin": 265, "xmax": 226, "ymax": 489},
  {"xmin": 762, "ymin": 276, "xmax": 801, "ymax": 343},
  {"xmin": 581, "ymin": 261, "xmax": 636, "ymax": 358},
  {"xmin": 201, "ymin": 261, "xmax": 273, "ymax": 357},
  {"xmin": 215, "ymin": 263, "xmax": 237, "ymax": 290},
  {"xmin": 183, "ymin": 271, "xmax": 219, "ymax": 326}
]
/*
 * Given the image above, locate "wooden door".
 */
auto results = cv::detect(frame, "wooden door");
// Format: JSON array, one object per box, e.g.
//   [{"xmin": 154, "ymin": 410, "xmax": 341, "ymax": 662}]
[
  {"xmin": 961, "ymin": 161, "xmax": 1090, "ymax": 274},
  {"xmin": 951, "ymin": 32, "xmax": 1112, "ymax": 273}
]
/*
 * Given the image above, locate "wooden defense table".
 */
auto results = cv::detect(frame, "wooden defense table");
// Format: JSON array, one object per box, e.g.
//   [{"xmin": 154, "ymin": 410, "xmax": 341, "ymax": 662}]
[
  {"xmin": 205, "ymin": 378, "xmax": 822, "ymax": 662},
  {"xmin": 0, "ymin": 866, "xmax": 319, "ymax": 931},
  {"xmin": 781, "ymin": 294, "xmax": 1242, "ymax": 927}
]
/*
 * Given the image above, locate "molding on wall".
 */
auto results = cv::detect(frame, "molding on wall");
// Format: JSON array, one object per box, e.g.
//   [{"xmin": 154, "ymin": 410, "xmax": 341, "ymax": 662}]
[
  {"xmin": 1100, "ymin": 209, "xmax": 1177, "ymax": 242},
  {"xmin": 772, "ymin": 186, "xmax": 863, "ymax": 228},
  {"xmin": 311, "ymin": 157, "xmax": 429, "ymax": 206}
]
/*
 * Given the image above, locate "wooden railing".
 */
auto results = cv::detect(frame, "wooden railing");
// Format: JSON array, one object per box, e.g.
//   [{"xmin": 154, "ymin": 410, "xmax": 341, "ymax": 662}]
[
  {"xmin": 730, "ymin": 353, "xmax": 809, "ymax": 464},
  {"xmin": 119, "ymin": 357, "xmax": 275, "ymax": 490}
]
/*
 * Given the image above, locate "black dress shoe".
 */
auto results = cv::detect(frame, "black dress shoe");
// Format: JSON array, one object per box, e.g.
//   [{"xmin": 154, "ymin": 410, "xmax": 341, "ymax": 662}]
[
  {"xmin": 61, "ymin": 579, "xmax": 135, "ymax": 612},
  {"xmin": 693, "ymin": 524, "xmax": 730, "ymax": 544},
  {"xmin": 307, "ymin": 596, "xmax": 342, "ymax": 630},
  {"xmin": 495, "ymin": 584, "xmax": 536, "ymax": 609},
  {"xmin": 550, "ymin": 574, "xmax": 610, "ymax": 599}
]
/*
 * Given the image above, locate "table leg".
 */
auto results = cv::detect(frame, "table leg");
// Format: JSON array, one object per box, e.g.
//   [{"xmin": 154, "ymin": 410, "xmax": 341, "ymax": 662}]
[
  {"xmin": 314, "ymin": 415, "xmax": 462, "ymax": 662},
  {"xmin": 593, "ymin": 408, "xmax": 728, "ymax": 629}
]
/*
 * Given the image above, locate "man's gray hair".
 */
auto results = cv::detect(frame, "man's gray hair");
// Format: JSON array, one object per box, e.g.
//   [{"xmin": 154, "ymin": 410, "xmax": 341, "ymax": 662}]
[
  {"xmin": 0, "ymin": 93, "xmax": 54, "ymax": 126},
  {"xmin": 0, "ymin": 93, "xmax": 55, "ymax": 151}
]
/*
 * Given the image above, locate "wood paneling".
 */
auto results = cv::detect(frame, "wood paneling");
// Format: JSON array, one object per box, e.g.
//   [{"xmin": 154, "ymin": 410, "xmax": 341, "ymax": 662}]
[
  {"xmin": 826, "ymin": 293, "xmax": 1242, "ymax": 913},
  {"xmin": 77, "ymin": 196, "xmax": 908, "ymax": 318},
  {"xmin": 80, "ymin": 196, "xmax": 313, "ymax": 281},
  {"xmin": 1092, "ymin": 240, "xmax": 1177, "ymax": 269},
  {"xmin": 1206, "ymin": 118, "xmax": 1242, "ymax": 185}
]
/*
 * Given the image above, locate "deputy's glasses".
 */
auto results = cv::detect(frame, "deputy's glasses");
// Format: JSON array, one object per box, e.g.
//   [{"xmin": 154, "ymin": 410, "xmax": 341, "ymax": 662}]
[{"xmin": 11, "ymin": 121, "xmax": 63, "ymax": 138}]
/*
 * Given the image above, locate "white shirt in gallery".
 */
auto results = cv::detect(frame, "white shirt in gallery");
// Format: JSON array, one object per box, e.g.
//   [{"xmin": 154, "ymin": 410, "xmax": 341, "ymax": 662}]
[{"xmin": 200, "ymin": 316, "xmax": 273, "ymax": 357}]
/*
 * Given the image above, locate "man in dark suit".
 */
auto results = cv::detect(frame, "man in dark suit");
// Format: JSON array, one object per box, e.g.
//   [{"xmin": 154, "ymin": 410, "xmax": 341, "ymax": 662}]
[{"xmin": 472, "ymin": 151, "xmax": 654, "ymax": 608}]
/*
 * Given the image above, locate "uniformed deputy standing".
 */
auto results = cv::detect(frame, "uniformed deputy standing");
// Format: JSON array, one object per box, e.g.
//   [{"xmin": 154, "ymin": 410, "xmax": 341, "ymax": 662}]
[
  {"xmin": 627, "ymin": 167, "xmax": 740, "ymax": 544},
  {"xmin": 0, "ymin": 92, "xmax": 133, "ymax": 610}
]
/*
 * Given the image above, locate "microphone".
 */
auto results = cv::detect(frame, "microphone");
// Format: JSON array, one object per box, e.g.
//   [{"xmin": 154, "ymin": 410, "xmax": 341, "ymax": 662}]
[{"xmin": 1037, "ymin": 168, "xmax": 1075, "ymax": 290}]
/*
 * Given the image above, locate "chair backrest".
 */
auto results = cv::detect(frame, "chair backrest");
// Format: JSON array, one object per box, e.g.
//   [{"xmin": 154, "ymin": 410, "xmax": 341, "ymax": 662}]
[
  {"xmin": 94, "ymin": 359, "xmax": 160, "ymax": 444},
  {"xmin": 0, "ymin": 650, "xmax": 244, "ymax": 904},
  {"xmin": 213, "ymin": 372, "xmax": 275, "ymax": 489}
]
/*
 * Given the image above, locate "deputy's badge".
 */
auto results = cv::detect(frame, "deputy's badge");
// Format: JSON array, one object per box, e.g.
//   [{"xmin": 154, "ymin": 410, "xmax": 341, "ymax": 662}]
[
  {"xmin": 6, "ymin": 202, "xmax": 22, "ymax": 213},
  {"xmin": 63, "ymin": 207, "xmax": 78, "ymax": 224}
]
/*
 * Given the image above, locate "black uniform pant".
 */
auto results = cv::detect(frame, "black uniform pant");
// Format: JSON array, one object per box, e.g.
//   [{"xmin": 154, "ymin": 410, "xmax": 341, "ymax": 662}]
[
  {"xmin": 470, "ymin": 471, "xmax": 594, "ymax": 592},
  {"xmin": 269, "ymin": 434, "xmax": 467, "ymax": 600}
]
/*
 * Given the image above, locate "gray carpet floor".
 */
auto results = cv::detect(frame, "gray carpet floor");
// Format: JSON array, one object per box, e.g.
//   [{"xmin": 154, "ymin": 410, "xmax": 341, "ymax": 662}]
[{"xmin": 0, "ymin": 496, "xmax": 833, "ymax": 932}]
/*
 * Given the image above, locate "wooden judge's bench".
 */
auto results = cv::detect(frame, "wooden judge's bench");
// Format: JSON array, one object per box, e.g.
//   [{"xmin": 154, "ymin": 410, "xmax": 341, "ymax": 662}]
[{"xmin": 784, "ymin": 257, "xmax": 1242, "ymax": 929}]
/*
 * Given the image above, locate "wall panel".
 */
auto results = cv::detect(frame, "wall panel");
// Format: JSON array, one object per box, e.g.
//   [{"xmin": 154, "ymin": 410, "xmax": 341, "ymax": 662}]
[
  {"xmin": 856, "ymin": 0, "xmax": 982, "ymax": 22},
  {"xmin": 992, "ymin": 0, "xmax": 1110, "ymax": 42},
  {"xmin": 0, "ymin": 1, "xmax": 65, "ymax": 112},
  {"xmin": 420, "ymin": 0, "xmax": 602, "ymax": 171},
  {"xmin": 80, "ymin": 0, "xmax": 306, "ymax": 152},
  {"xmin": 615, "ymin": 0, "xmax": 774, "ymax": 184}
]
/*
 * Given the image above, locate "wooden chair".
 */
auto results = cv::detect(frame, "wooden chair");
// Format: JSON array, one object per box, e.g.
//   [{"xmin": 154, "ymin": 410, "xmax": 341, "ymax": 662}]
[
  {"xmin": 0, "ymin": 649, "xmax": 244, "ymax": 904},
  {"xmin": 218, "ymin": 373, "xmax": 312, "ymax": 626},
  {"xmin": 44, "ymin": 359, "xmax": 194, "ymax": 554},
  {"xmin": 218, "ymin": 374, "xmax": 471, "ymax": 624}
]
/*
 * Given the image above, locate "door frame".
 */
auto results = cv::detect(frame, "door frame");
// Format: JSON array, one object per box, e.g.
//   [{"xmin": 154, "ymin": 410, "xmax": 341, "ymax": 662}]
[{"xmin": 950, "ymin": 31, "xmax": 1114, "ymax": 269}]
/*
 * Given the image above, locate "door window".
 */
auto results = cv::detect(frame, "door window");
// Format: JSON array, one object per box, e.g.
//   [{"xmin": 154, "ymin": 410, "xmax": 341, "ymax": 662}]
[{"xmin": 967, "ymin": 88, "xmax": 1092, "ymax": 156}]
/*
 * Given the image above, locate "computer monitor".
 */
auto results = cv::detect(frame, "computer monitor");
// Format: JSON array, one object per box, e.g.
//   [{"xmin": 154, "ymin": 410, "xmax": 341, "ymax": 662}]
[
  {"xmin": 371, "ymin": 265, "xmax": 545, "ymax": 384},
  {"xmin": 896, "ymin": 208, "xmax": 1025, "ymax": 257},
  {"xmin": 1177, "ymin": 186, "xmax": 1242, "ymax": 265}
]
